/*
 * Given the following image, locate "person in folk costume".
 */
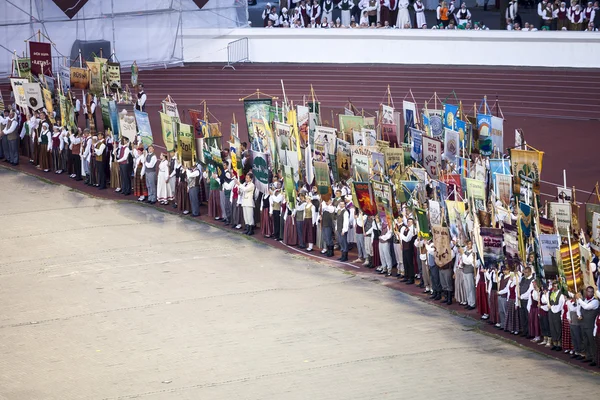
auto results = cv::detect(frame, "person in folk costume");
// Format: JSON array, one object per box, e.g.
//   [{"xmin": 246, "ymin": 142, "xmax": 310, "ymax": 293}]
[
  {"xmin": 231, "ymin": 180, "xmax": 244, "ymax": 229},
  {"xmin": 109, "ymin": 138, "xmax": 121, "ymax": 191},
  {"xmin": 577, "ymin": 286, "xmax": 599, "ymax": 365},
  {"xmin": 81, "ymin": 129, "xmax": 92, "ymax": 182},
  {"xmin": 548, "ymin": 281, "xmax": 564, "ymax": 350},
  {"xmin": 456, "ymin": 2, "xmax": 471, "ymax": 26},
  {"xmin": 518, "ymin": 266, "xmax": 534, "ymax": 337},
  {"xmin": 239, "ymin": 172, "xmax": 256, "ymax": 235},
  {"xmin": 263, "ymin": 3, "xmax": 272, "ymax": 26},
  {"xmin": 135, "ymin": 84, "xmax": 147, "ymax": 113},
  {"xmin": 143, "ymin": 145, "xmax": 158, "ymax": 203},
  {"xmin": 366, "ymin": 215, "xmax": 382, "ymax": 269},
  {"xmin": 392, "ymin": 215, "xmax": 404, "ymax": 276},
  {"xmin": 0, "ymin": 109, "xmax": 10, "ymax": 161},
  {"xmin": 415, "ymin": 235, "xmax": 430, "ymax": 291},
  {"xmin": 376, "ymin": 220, "xmax": 394, "ymax": 276},
  {"xmin": 220, "ymin": 171, "xmax": 234, "ymax": 225},
  {"xmin": 291, "ymin": 7, "xmax": 306, "ymax": 26},
  {"xmin": 205, "ymin": 170, "xmax": 222, "ymax": 219},
  {"xmin": 399, "ymin": 217, "xmax": 418, "ymax": 284},
  {"xmin": 570, "ymin": 3, "xmax": 585, "ymax": 28},
  {"xmin": 155, "ymin": 153, "xmax": 171, "ymax": 205},
  {"xmin": 556, "ymin": 1, "xmax": 569, "ymax": 29},
  {"xmin": 174, "ymin": 161, "xmax": 189, "ymax": 214},
  {"xmin": 335, "ymin": 197, "xmax": 350, "ymax": 262},
  {"xmin": 167, "ymin": 152, "xmax": 178, "ymax": 206},
  {"xmin": 526, "ymin": 280, "xmax": 542, "ymax": 342},
  {"xmin": 94, "ymin": 133, "xmax": 108, "ymax": 190},
  {"xmin": 28, "ymin": 111, "xmax": 40, "ymax": 164},
  {"xmin": 506, "ymin": 0, "xmax": 521, "ymax": 27},
  {"xmin": 503, "ymin": 272, "xmax": 521, "ymax": 334},
  {"xmin": 560, "ymin": 293, "xmax": 574, "ymax": 354},
  {"xmin": 322, "ymin": 0, "xmax": 335, "ymax": 23},
  {"xmin": 279, "ymin": 0, "xmax": 289, "ymax": 13},
  {"xmin": 320, "ymin": 197, "xmax": 336, "ymax": 257},
  {"xmin": 458, "ymin": 240, "xmax": 477, "ymax": 311},
  {"xmin": 485, "ymin": 266, "xmax": 500, "ymax": 325},
  {"xmin": 270, "ymin": 187, "xmax": 284, "ymax": 241},
  {"xmin": 283, "ymin": 195, "xmax": 298, "ymax": 245},
  {"xmin": 567, "ymin": 296, "xmax": 584, "ymax": 358},
  {"xmin": 538, "ymin": 285, "xmax": 552, "ymax": 346},
  {"xmin": 395, "ymin": 0, "xmax": 411, "ymax": 27},
  {"xmin": 2, "ymin": 110, "xmax": 19, "ymax": 166},
  {"xmin": 541, "ymin": 1, "xmax": 554, "ymax": 27},
  {"xmin": 495, "ymin": 264, "xmax": 511, "ymax": 328},
  {"xmin": 133, "ymin": 146, "xmax": 148, "ymax": 201},
  {"xmin": 339, "ymin": 0, "xmax": 354, "ymax": 26},
  {"xmin": 359, "ymin": 0, "xmax": 379, "ymax": 25},
  {"xmin": 475, "ymin": 260, "xmax": 490, "ymax": 319},
  {"xmin": 303, "ymin": 195, "xmax": 317, "ymax": 252},
  {"xmin": 185, "ymin": 164, "xmax": 200, "ymax": 217},
  {"xmin": 293, "ymin": 192, "xmax": 307, "ymax": 248},
  {"xmin": 353, "ymin": 209, "xmax": 367, "ymax": 264},
  {"xmin": 104, "ymin": 133, "xmax": 114, "ymax": 185},
  {"xmin": 380, "ymin": 0, "xmax": 390, "ymax": 25},
  {"xmin": 310, "ymin": 0, "xmax": 321, "ymax": 24},
  {"xmin": 19, "ymin": 111, "xmax": 31, "ymax": 161},
  {"xmin": 268, "ymin": 6, "xmax": 280, "ymax": 26},
  {"xmin": 37, "ymin": 125, "xmax": 52, "ymax": 173},
  {"xmin": 279, "ymin": 7, "xmax": 291, "ymax": 26},
  {"xmin": 51, "ymin": 126, "xmax": 62, "ymax": 173},
  {"xmin": 260, "ymin": 186, "xmax": 274, "ymax": 238},
  {"xmin": 299, "ymin": 0, "xmax": 311, "ymax": 26},
  {"xmin": 414, "ymin": 0, "xmax": 427, "ymax": 28},
  {"xmin": 345, "ymin": 195, "xmax": 356, "ymax": 250},
  {"xmin": 426, "ymin": 239, "xmax": 442, "ymax": 300},
  {"xmin": 115, "ymin": 137, "xmax": 131, "ymax": 194},
  {"xmin": 593, "ymin": 0, "xmax": 600, "ymax": 28},
  {"xmin": 537, "ymin": 0, "xmax": 549, "ymax": 26},
  {"xmin": 69, "ymin": 128, "xmax": 83, "ymax": 182}
]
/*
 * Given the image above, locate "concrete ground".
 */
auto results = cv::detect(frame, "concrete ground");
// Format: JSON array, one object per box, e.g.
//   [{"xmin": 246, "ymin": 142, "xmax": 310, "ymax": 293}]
[{"xmin": 0, "ymin": 167, "xmax": 598, "ymax": 400}]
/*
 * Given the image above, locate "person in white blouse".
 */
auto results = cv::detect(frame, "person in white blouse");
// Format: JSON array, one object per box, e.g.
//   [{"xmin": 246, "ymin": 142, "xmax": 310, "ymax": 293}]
[
  {"xmin": 156, "ymin": 153, "xmax": 172, "ymax": 205},
  {"xmin": 3, "ymin": 111, "xmax": 19, "ymax": 165},
  {"xmin": 378, "ymin": 220, "xmax": 394, "ymax": 276},
  {"xmin": 399, "ymin": 218, "xmax": 417, "ymax": 284},
  {"xmin": 576, "ymin": 286, "xmax": 599, "ymax": 365},
  {"xmin": 335, "ymin": 198, "xmax": 350, "ymax": 262},
  {"xmin": 27, "ymin": 112, "xmax": 39, "ymax": 164},
  {"xmin": 51, "ymin": 126, "xmax": 63, "ymax": 174},
  {"xmin": 136, "ymin": 84, "xmax": 147, "ymax": 112},
  {"xmin": 238, "ymin": 172, "xmax": 256, "ymax": 235},
  {"xmin": 82, "ymin": 129, "xmax": 92, "ymax": 183},
  {"xmin": 566, "ymin": 296, "xmax": 584, "ymax": 359},
  {"xmin": 459, "ymin": 240, "xmax": 476, "ymax": 310},
  {"xmin": 548, "ymin": 281, "xmax": 565, "ymax": 351},
  {"xmin": 69, "ymin": 128, "xmax": 83, "ymax": 181},
  {"xmin": 353, "ymin": 210, "xmax": 367, "ymax": 263},
  {"xmin": 115, "ymin": 137, "xmax": 131, "ymax": 194}
]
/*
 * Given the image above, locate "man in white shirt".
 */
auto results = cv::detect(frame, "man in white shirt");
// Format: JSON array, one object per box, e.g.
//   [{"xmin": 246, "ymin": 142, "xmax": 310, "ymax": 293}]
[
  {"xmin": 116, "ymin": 137, "xmax": 132, "ymax": 195},
  {"xmin": 399, "ymin": 218, "xmax": 417, "ymax": 284},
  {"xmin": 577, "ymin": 286, "xmax": 599, "ymax": 365},
  {"xmin": 460, "ymin": 240, "xmax": 477, "ymax": 310},
  {"xmin": 144, "ymin": 144, "xmax": 158, "ymax": 204},
  {"xmin": 336, "ymin": 198, "xmax": 350, "ymax": 262},
  {"xmin": 73, "ymin": 95, "xmax": 81, "ymax": 123},
  {"xmin": 136, "ymin": 84, "xmax": 147, "ymax": 113},
  {"xmin": 3, "ymin": 111, "xmax": 19, "ymax": 165},
  {"xmin": 0, "ymin": 109, "xmax": 9, "ymax": 161}
]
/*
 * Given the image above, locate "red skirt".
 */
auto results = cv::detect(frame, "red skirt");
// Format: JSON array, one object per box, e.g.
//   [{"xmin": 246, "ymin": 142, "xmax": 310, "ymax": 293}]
[
  {"xmin": 134, "ymin": 168, "xmax": 148, "ymax": 197},
  {"xmin": 476, "ymin": 281, "xmax": 490, "ymax": 316},
  {"xmin": 304, "ymin": 220, "xmax": 315, "ymax": 244},
  {"xmin": 283, "ymin": 215, "xmax": 297, "ymax": 246},
  {"xmin": 372, "ymin": 238, "xmax": 381, "ymax": 268},
  {"xmin": 561, "ymin": 317, "xmax": 572, "ymax": 350},
  {"xmin": 528, "ymin": 305, "xmax": 541, "ymax": 337},
  {"xmin": 208, "ymin": 190, "xmax": 221, "ymax": 218},
  {"xmin": 488, "ymin": 290, "xmax": 499, "ymax": 324},
  {"xmin": 261, "ymin": 208, "xmax": 273, "ymax": 236}
]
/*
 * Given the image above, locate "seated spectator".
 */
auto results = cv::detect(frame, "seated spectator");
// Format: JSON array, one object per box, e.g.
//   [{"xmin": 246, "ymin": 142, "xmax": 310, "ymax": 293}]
[
  {"xmin": 514, "ymin": 22, "xmax": 522, "ymax": 29},
  {"xmin": 279, "ymin": 7, "xmax": 290, "ymax": 26},
  {"xmin": 266, "ymin": 20, "xmax": 275, "ymax": 28},
  {"xmin": 360, "ymin": 9, "xmax": 369, "ymax": 25},
  {"xmin": 269, "ymin": 6, "xmax": 280, "ymax": 26},
  {"xmin": 383, "ymin": 20, "xmax": 392, "ymax": 28},
  {"xmin": 282, "ymin": 21, "xmax": 291, "ymax": 27},
  {"xmin": 586, "ymin": 21, "xmax": 597, "ymax": 29},
  {"xmin": 292, "ymin": 18, "xmax": 304, "ymax": 28},
  {"xmin": 291, "ymin": 8, "xmax": 305, "ymax": 26},
  {"xmin": 321, "ymin": 16, "xmax": 330, "ymax": 27},
  {"xmin": 447, "ymin": 20, "xmax": 457, "ymax": 28},
  {"xmin": 309, "ymin": 16, "xmax": 318, "ymax": 27},
  {"xmin": 334, "ymin": 18, "xmax": 343, "ymax": 27},
  {"xmin": 456, "ymin": 2, "xmax": 472, "ymax": 26}
]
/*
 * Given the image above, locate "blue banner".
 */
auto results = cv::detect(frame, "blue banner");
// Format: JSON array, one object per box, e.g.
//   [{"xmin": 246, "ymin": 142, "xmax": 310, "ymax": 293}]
[
  {"xmin": 455, "ymin": 119, "xmax": 467, "ymax": 152},
  {"xmin": 519, "ymin": 202, "xmax": 532, "ymax": 238},
  {"xmin": 444, "ymin": 103, "xmax": 458, "ymax": 130},
  {"xmin": 410, "ymin": 128, "xmax": 423, "ymax": 163},
  {"xmin": 134, "ymin": 109, "xmax": 153, "ymax": 147},
  {"xmin": 108, "ymin": 100, "xmax": 119, "ymax": 140}
]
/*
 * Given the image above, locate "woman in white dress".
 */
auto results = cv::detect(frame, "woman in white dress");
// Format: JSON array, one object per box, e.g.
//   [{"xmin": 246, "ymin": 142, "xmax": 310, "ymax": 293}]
[
  {"xmin": 396, "ymin": 0, "xmax": 412, "ymax": 28},
  {"xmin": 157, "ymin": 153, "xmax": 173, "ymax": 205}
]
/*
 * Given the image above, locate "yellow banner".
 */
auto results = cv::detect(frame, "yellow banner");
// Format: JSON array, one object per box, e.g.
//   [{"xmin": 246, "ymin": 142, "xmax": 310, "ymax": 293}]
[
  {"xmin": 177, "ymin": 122, "xmax": 194, "ymax": 162},
  {"xmin": 511, "ymin": 149, "xmax": 544, "ymax": 195},
  {"xmin": 42, "ymin": 88, "xmax": 55, "ymax": 123},
  {"xmin": 287, "ymin": 109, "xmax": 302, "ymax": 161}
]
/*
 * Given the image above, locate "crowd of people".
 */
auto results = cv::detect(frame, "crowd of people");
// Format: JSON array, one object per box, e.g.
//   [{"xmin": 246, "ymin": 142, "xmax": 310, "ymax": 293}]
[
  {"xmin": 258, "ymin": 0, "xmax": 599, "ymax": 30},
  {"xmin": 3, "ymin": 74, "xmax": 600, "ymax": 373}
]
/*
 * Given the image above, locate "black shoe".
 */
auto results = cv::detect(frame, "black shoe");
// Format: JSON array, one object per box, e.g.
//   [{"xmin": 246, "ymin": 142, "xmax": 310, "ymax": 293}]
[
  {"xmin": 576, "ymin": 355, "xmax": 585, "ymax": 360},
  {"xmin": 446, "ymin": 292, "xmax": 453, "ymax": 305},
  {"xmin": 248, "ymin": 226, "xmax": 254, "ymax": 236},
  {"xmin": 399, "ymin": 278, "xmax": 408, "ymax": 282},
  {"xmin": 340, "ymin": 252, "xmax": 348, "ymax": 262},
  {"xmin": 405, "ymin": 279, "xmax": 414, "ymax": 285},
  {"xmin": 590, "ymin": 362, "xmax": 597, "ymax": 367},
  {"xmin": 433, "ymin": 292, "xmax": 442, "ymax": 300}
]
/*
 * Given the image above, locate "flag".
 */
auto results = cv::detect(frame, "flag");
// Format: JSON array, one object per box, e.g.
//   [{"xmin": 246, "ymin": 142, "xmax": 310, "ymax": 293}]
[
  {"xmin": 160, "ymin": 112, "xmax": 175, "ymax": 152},
  {"xmin": 491, "ymin": 116, "xmax": 504, "ymax": 154},
  {"xmin": 353, "ymin": 181, "xmax": 377, "ymax": 216},
  {"xmin": 29, "ymin": 41, "xmax": 52, "ymax": 76},
  {"xmin": 443, "ymin": 103, "xmax": 458, "ymax": 130},
  {"xmin": 70, "ymin": 67, "xmax": 89, "ymax": 89},
  {"xmin": 432, "ymin": 225, "xmax": 453, "ymax": 267},
  {"xmin": 415, "ymin": 207, "xmax": 431, "ymax": 239},
  {"xmin": 477, "ymin": 113, "xmax": 493, "ymax": 156},
  {"xmin": 510, "ymin": 148, "xmax": 544, "ymax": 196},
  {"xmin": 87, "ymin": 61, "xmax": 103, "ymax": 95},
  {"xmin": 284, "ymin": 165, "xmax": 296, "ymax": 209},
  {"xmin": 23, "ymin": 83, "xmax": 43, "ymax": 111}
]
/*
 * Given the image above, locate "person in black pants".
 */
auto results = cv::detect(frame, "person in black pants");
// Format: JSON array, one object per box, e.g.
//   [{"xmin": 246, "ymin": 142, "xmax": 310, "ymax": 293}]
[
  {"xmin": 399, "ymin": 218, "xmax": 417, "ymax": 284},
  {"xmin": 116, "ymin": 137, "xmax": 132, "ymax": 195},
  {"xmin": 94, "ymin": 133, "xmax": 107, "ymax": 190}
]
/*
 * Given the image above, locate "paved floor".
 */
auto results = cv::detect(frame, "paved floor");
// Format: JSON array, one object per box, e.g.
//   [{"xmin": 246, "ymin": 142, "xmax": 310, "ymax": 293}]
[{"xmin": 0, "ymin": 167, "xmax": 598, "ymax": 400}]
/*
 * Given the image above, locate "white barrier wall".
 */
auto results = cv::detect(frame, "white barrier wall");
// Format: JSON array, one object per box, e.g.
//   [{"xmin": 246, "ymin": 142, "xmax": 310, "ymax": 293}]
[{"xmin": 183, "ymin": 29, "xmax": 600, "ymax": 69}]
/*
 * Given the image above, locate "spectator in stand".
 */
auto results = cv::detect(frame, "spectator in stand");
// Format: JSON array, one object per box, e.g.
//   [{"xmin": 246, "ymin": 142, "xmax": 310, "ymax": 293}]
[
  {"xmin": 291, "ymin": 7, "xmax": 305, "ymax": 26},
  {"xmin": 263, "ymin": 3, "xmax": 272, "ymax": 27},
  {"xmin": 586, "ymin": 20, "xmax": 597, "ymax": 29},
  {"xmin": 339, "ymin": 0, "xmax": 354, "ymax": 26},
  {"xmin": 359, "ymin": 0, "xmax": 379, "ymax": 26},
  {"xmin": 506, "ymin": 0, "xmax": 521, "ymax": 27},
  {"xmin": 439, "ymin": 1, "xmax": 450, "ymax": 26},
  {"xmin": 334, "ymin": 17, "xmax": 343, "ymax": 27},
  {"xmin": 388, "ymin": 0, "xmax": 399, "ymax": 26},
  {"xmin": 584, "ymin": 1, "xmax": 596, "ymax": 24},
  {"xmin": 310, "ymin": 0, "xmax": 322, "ymax": 24},
  {"xmin": 541, "ymin": 1, "xmax": 554, "ymax": 27},
  {"xmin": 415, "ymin": 0, "xmax": 427, "ymax": 28},
  {"xmin": 447, "ymin": 20, "xmax": 457, "ymax": 28},
  {"xmin": 309, "ymin": 16, "xmax": 319, "ymax": 27},
  {"xmin": 266, "ymin": 20, "xmax": 274, "ymax": 27},
  {"xmin": 514, "ymin": 21, "xmax": 522, "ymax": 29},
  {"xmin": 594, "ymin": 1, "xmax": 600, "ymax": 27},
  {"xmin": 300, "ymin": 0, "xmax": 310, "ymax": 26},
  {"xmin": 321, "ymin": 16, "xmax": 330, "ymax": 27},
  {"xmin": 269, "ymin": 6, "xmax": 280, "ymax": 26},
  {"xmin": 322, "ymin": 0, "xmax": 334, "ymax": 23},
  {"xmin": 456, "ymin": 2, "xmax": 472, "ymax": 26},
  {"xmin": 397, "ymin": 0, "xmax": 411, "ymax": 27},
  {"xmin": 360, "ymin": 9, "xmax": 370, "ymax": 24},
  {"xmin": 280, "ymin": 7, "xmax": 290, "ymax": 25},
  {"xmin": 570, "ymin": 3, "xmax": 584, "ymax": 29},
  {"xmin": 556, "ymin": 1, "xmax": 569, "ymax": 29}
]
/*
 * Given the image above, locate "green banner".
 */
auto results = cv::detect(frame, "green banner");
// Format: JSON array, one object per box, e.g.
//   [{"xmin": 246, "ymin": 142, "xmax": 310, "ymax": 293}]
[{"xmin": 284, "ymin": 165, "xmax": 296, "ymax": 209}]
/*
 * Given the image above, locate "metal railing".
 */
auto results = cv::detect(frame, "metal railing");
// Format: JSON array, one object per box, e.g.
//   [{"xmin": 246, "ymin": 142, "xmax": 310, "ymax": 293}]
[{"xmin": 223, "ymin": 37, "xmax": 249, "ymax": 70}]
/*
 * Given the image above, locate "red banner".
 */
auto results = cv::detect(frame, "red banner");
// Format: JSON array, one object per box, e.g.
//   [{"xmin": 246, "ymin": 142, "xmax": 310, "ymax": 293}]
[
  {"xmin": 52, "ymin": 0, "xmax": 89, "ymax": 19},
  {"xmin": 353, "ymin": 182, "xmax": 377, "ymax": 216},
  {"xmin": 442, "ymin": 173, "xmax": 463, "ymax": 201},
  {"xmin": 29, "ymin": 41, "xmax": 52, "ymax": 77}
]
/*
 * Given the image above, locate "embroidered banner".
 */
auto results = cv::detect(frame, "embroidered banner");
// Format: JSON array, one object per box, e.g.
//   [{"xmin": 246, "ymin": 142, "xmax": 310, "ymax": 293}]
[
  {"xmin": 432, "ymin": 225, "xmax": 453, "ymax": 267},
  {"xmin": 336, "ymin": 138, "xmax": 351, "ymax": 181},
  {"xmin": 422, "ymin": 136, "xmax": 442, "ymax": 178},
  {"xmin": 29, "ymin": 41, "xmax": 52, "ymax": 76},
  {"xmin": 159, "ymin": 112, "xmax": 175, "ymax": 152},
  {"xmin": 510, "ymin": 148, "xmax": 543, "ymax": 196},
  {"xmin": 177, "ymin": 122, "xmax": 194, "ymax": 162},
  {"xmin": 119, "ymin": 111, "xmax": 137, "ymax": 142},
  {"xmin": 354, "ymin": 181, "xmax": 377, "ymax": 216},
  {"xmin": 443, "ymin": 128, "xmax": 459, "ymax": 164}
]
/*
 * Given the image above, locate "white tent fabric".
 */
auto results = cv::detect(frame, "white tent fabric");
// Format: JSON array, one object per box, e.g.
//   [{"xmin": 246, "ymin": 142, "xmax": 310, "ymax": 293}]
[{"xmin": 0, "ymin": 0, "xmax": 248, "ymax": 78}]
